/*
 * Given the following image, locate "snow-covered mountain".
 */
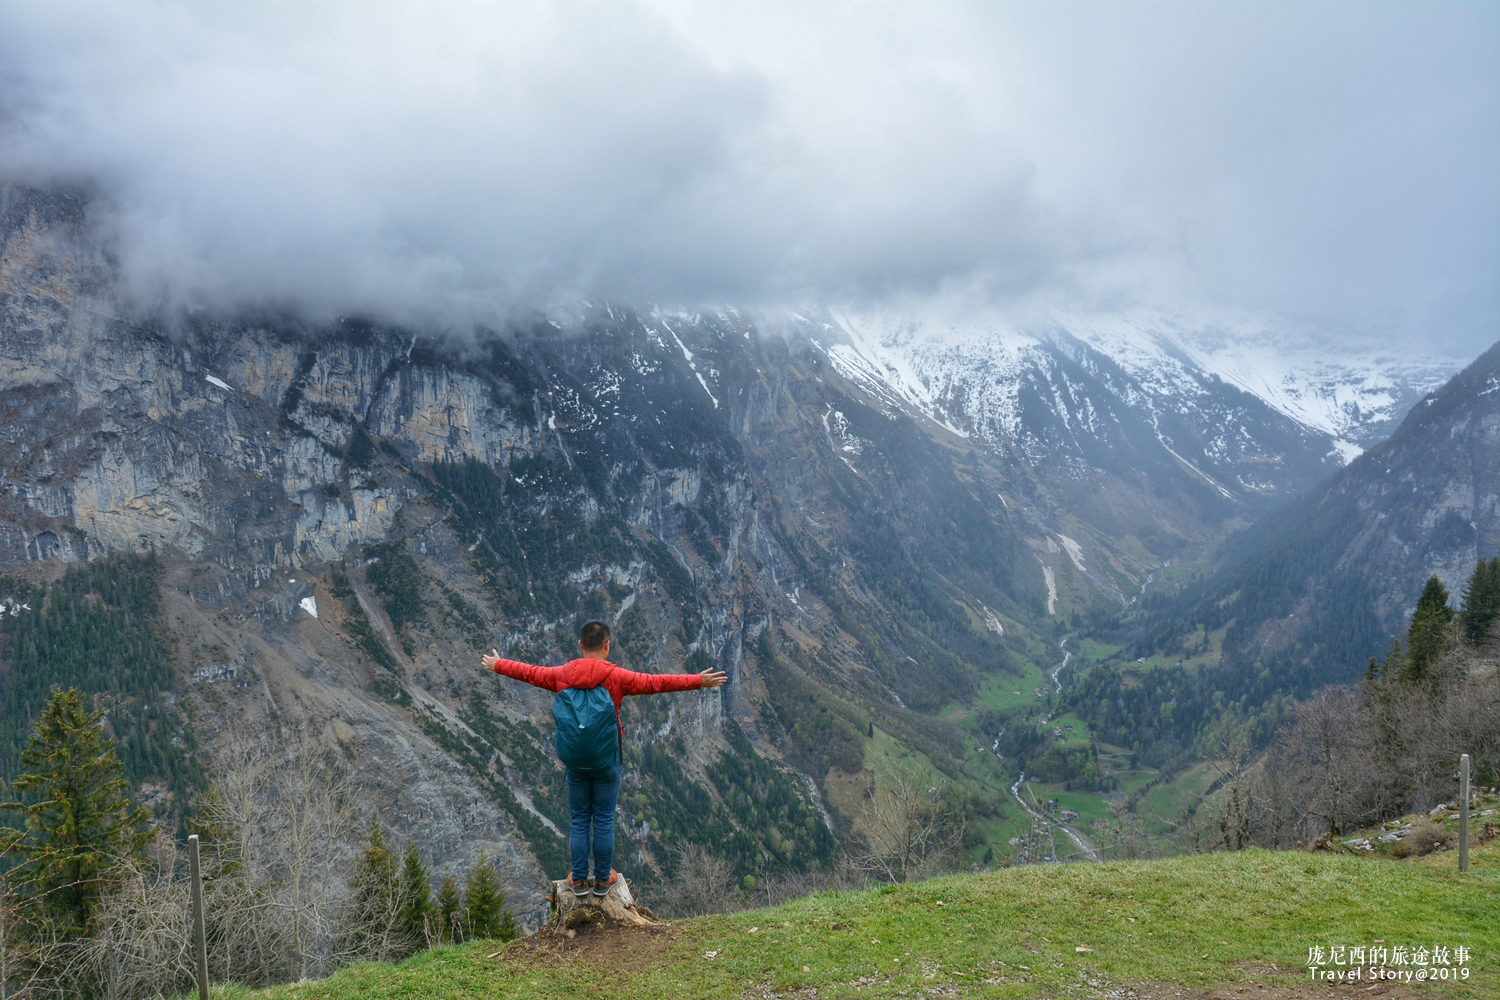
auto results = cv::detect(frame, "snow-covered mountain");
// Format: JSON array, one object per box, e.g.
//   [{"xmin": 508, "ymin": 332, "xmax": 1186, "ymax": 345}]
[
  {"xmin": 801, "ymin": 307, "xmax": 1461, "ymax": 470},
  {"xmin": 1063, "ymin": 314, "xmax": 1465, "ymax": 451},
  {"xmin": 1115, "ymin": 342, "xmax": 1500, "ymax": 723}
]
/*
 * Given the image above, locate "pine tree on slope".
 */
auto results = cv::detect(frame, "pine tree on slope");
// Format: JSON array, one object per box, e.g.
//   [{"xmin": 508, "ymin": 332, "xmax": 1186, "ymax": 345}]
[
  {"xmin": 1403, "ymin": 576, "xmax": 1455, "ymax": 683},
  {"xmin": 0, "ymin": 688, "xmax": 151, "ymax": 936},
  {"xmin": 398, "ymin": 842, "xmax": 433, "ymax": 948},
  {"xmin": 342, "ymin": 816, "xmax": 424, "ymax": 962},
  {"xmin": 1459, "ymin": 557, "xmax": 1500, "ymax": 645},
  {"xmin": 435, "ymin": 870, "xmax": 462, "ymax": 943},
  {"xmin": 462, "ymin": 850, "xmax": 515, "ymax": 942}
]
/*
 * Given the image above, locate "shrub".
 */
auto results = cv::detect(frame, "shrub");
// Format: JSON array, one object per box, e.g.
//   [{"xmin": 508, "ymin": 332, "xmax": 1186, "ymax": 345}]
[{"xmin": 1408, "ymin": 819, "xmax": 1455, "ymax": 856}]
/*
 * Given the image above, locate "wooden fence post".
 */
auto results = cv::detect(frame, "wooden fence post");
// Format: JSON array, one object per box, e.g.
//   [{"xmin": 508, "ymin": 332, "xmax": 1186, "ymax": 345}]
[
  {"xmin": 189, "ymin": 834, "xmax": 210, "ymax": 1000},
  {"xmin": 1458, "ymin": 754, "xmax": 1470, "ymax": 873}
]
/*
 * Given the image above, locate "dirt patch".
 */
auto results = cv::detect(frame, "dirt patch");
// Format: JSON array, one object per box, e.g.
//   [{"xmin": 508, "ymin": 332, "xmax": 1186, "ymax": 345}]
[
  {"xmin": 500, "ymin": 909, "xmax": 681, "ymax": 973},
  {"xmin": 732, "ymin": 981, "xmax": 1451, "ymax": 1000},
  {"xmin": 1088, "ymin": 976, "xmax": 1458, "ymax": 1000},
  {"xmin": 740, "ymin": 987, "xmax": 826, "ymax": 1000}
]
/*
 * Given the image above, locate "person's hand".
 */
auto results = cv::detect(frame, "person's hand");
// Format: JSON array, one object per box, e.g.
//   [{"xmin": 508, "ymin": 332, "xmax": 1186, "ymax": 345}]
[
  {"xmin": 700, "ymin": 669, "xmax": 728, "ymax": 688},
  {"xmin": 482, "ymin": 649, "xmax": 501, "ymax": 672}
]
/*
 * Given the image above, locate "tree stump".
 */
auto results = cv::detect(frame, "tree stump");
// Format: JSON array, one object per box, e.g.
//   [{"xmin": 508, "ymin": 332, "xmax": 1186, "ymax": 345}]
[{"xmin": 547, "ymin": 874, "xmax": 660, "ymax": 930}]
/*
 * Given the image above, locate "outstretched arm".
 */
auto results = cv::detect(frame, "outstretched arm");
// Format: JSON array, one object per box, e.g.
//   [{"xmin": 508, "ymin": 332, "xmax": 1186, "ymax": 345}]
[
  {"xmin": 613, "ymin": 665, "xmax": 728, "ymax": 695},
  {"xmin": 482, "ymin": 649, "xmax": 568, "ymax": 692}
]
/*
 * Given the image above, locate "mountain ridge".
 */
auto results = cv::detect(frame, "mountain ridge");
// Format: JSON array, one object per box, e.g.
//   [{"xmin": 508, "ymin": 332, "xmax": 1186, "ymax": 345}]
[
  {"xmin": 1061, "ymin": 342, "xmax": 1500, "ymax": 767},
  {"xmin": 0, "ymin": 182, "xmax": 1486, "ymax": 904}
]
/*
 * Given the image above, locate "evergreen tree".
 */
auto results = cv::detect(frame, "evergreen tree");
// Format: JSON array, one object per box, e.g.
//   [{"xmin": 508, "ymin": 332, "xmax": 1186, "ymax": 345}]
[
  {"xmin": 1403, "ymin": 576, "xmax": 1455, "ymax": 682},
  {"xmin": 435, "ymin": 870, "xmax": 463, "ymax": 943},
  {"xmin": 0, "ymin": 552, "xmax": 198, "ymax": 830},
  {"xmin": 1378, "ymin": 636, "xmax": 1408, "ymax": 686},
  {"xmin": 343, "ymin": 816, "xmax": 402, "ymax": 958},
  {"xmin": 398, "ymin": 842, "xmax": 432, "ymax": 948},
  {"xmin": 0, "ymin": 688, "xmax": 151, "ymax": 935},
  {"xmin": 462, "ymin": 850, "xmax": 515, "ymax": 942},
  {"xmin": 1459, "ymin": 557, "xmax": 1500, "ymax": 644}
]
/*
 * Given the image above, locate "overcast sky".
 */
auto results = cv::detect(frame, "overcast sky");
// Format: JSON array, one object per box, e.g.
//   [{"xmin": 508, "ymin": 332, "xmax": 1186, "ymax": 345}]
[{"xmin": 1, "ymin": 2, "xmax": 1496, "ymax": 350}]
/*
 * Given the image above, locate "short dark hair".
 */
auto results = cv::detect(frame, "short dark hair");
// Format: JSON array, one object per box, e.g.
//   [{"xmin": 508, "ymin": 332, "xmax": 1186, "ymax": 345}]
[{"xmin": 579, "ymin": 620, "xmax": 611, "ymax": 650}]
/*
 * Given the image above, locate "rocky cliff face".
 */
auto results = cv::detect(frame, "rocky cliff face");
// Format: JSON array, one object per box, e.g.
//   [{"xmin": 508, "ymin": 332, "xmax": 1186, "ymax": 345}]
[
  {"xmin": 1061, "ymin": 344, "xmax": 1500, "ymax": 772},
  {"xmin": 1244, "ymin": 343, "xmax": 1500, "ymax": 634},
  {"xmin": 1127, "ymin": 342, "xmax": 1500, "ymax": 701},
  {"xmin": 0, "ymin": 183, "xmax": 1453, "ymax": 903}
]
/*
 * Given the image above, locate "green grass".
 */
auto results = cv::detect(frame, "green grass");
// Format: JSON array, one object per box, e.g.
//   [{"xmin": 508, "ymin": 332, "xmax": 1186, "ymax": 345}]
[
  {"xmin": 1115, "ymin": 624, "xmax": 1230, "ymax": 674},
  {"xmin": 1134, "ymin": 761, "xmax": 1219, "ymax": 833},
  {"xmin": 1047, "ymin": 788, "xmax": 1115, "ymax": 829},
  {"xmin": 934, "ymin": 647, "xmax": 1193, "ymax": 870},
  {"xmin": 969, "ymin": 815, "xmax": 1032, "ymax": 864},
  {"xmin": 1043, "ymin": 712, "xmax": 1091, "ymax": 746},
  {"xmin": 1110, "ymin": 767, "xmax": 1162, "ymax": 798},
  {"xmin": 826, "ymin": 725, "xmax": 959, "ymax": 840},
  {"xmin": 1076, "ymin": 638, "xmax": 1122, "ymax": 662},
  {"xmin": 951, "ymin": 732, "xmax": 1032, "ymax": 862},
  {"xmin": 951, "ymin": 705, "xmax": 1122, "ymax": 864},
  {"xmin": 1094, "ymin": 740, "xmax": 1158, "ymax": 793},
  {"xmin": 964, "ymin": 775, "xmax": 1032, "ymax": 861},
  {"xmin": 864, "ymin": 724, "xmax": 949, "ymax": 789},
  {"xmin": 949, "ymin": 661, "xmax": 1051, "ymax": 717},
  {"xmin": 215, "ymin": 845, "xmax": 1500, "ymax": 999}
]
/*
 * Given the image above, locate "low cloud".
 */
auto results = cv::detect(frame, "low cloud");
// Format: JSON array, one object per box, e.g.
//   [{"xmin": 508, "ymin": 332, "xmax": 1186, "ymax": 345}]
[{"xmin": 1, "ymin": 2, "xmax": 1495, "ymax": 348}]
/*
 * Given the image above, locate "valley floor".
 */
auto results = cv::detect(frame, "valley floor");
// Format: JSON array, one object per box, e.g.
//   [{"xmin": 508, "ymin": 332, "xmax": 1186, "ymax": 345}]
[{"xmin": 209, "ymin": 843, "xmax": 1498, "ymax": 1000}]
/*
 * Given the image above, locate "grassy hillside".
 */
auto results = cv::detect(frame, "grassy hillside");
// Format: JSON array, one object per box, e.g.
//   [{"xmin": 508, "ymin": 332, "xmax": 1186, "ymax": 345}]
[{"xmin": 207, "ymin": 844, "xmax": 1498, "ymax": 999}]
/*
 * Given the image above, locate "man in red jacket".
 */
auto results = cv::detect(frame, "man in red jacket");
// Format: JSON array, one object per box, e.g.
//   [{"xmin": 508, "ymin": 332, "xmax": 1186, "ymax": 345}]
[{"xmin": 482, "ymin": 620, "xmax": 727, "ymax": 896}]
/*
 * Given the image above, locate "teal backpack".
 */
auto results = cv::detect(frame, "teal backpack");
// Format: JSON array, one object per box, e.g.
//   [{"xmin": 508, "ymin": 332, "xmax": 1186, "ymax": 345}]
[{"xmin": 552, "ymin": 686, "xmax": 619, "ymax": 777}]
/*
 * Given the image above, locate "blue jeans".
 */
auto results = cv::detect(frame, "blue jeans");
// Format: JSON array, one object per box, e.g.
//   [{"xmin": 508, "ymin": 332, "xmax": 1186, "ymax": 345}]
[{"xmin": 566, "ymin": 762, "xmax": 620, "ymax": 882}]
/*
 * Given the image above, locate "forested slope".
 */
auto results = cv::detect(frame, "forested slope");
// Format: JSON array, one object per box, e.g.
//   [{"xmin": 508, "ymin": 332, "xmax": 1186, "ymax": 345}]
[{"xmin": 1063, "ymin": 343, "xmax": 1500, "ymax": 766}]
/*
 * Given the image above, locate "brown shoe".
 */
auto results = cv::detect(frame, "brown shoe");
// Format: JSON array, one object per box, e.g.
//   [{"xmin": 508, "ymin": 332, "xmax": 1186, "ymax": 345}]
[
  {"xmin": 592, "ymin": 870, "xmax": 618, "ymax": 896},
  {"xmin": 567, "ymin": 874, "xmax": 592, "ymax": 897}
]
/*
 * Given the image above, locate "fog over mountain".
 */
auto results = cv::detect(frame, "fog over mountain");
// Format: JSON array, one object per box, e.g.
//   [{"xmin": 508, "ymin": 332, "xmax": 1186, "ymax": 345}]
[
  {"xmin": 1, "ymin": 6, "xmax": 1497, "ymax": 938},
  {"xmin": 1, "ymin": 1, "xmax": 1495, "ymax": 351}
]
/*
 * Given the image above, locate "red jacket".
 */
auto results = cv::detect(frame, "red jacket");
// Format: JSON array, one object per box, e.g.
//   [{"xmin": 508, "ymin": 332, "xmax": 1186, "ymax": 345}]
[{"xmin": 489, "ymin": 656, "xmax": 705, "ymax": 745}]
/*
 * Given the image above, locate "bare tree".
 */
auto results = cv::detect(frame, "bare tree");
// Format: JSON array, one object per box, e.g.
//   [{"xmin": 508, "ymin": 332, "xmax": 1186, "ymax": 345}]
[
  {"xmin": 749, "ymin": 864, "xmax": 864, "ymax": 910},
  {"xmin": 1401, "ymin": 671, "xmax": 1500, "ymax": 806},
  {"xmin": 336, "ymin": 820, "xmax": 421, "ymax": 964},
  {"xmin": 847, "ymin": 776, "xmax": 965, "ymax": 884},
  {"xmin": 657, "ymin": 844, "xmax": 740, "ymax": 918},
  {"xmin": 1247, "ymin": 745, "xmax": 1300, "ymax": 849},
  {"xmin": 656, "ymin": 845, "xmax": 866, "ymax": 918},
  {"xmin": 1219, "ymin": 646, "xmax": 1500, "ymax": 851},
  {"xmin": 268, "ymin": 733, "xmax": 359, "ymax": 977},
  {"xmin": 0, "ymin": 831, "xmax": 199, "ymax": 1000},
  {"xmin": 0, "ymin": 875, "xmax": 82, "ymax": 1000},
  {"xmin": 1089, "ymin": 800, "xmax": 1157, "ymax": 860},
  {"xmin": 1278, "ymin": 686, "xmax": 1379, "ymax": 838},
  {"xmin": 74, "ymin": 835, "xmax": 196, "ymax": 1000},
  {"xmin": 196, "ymin": 725, "xmax": 361, "ymax": 985}
]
